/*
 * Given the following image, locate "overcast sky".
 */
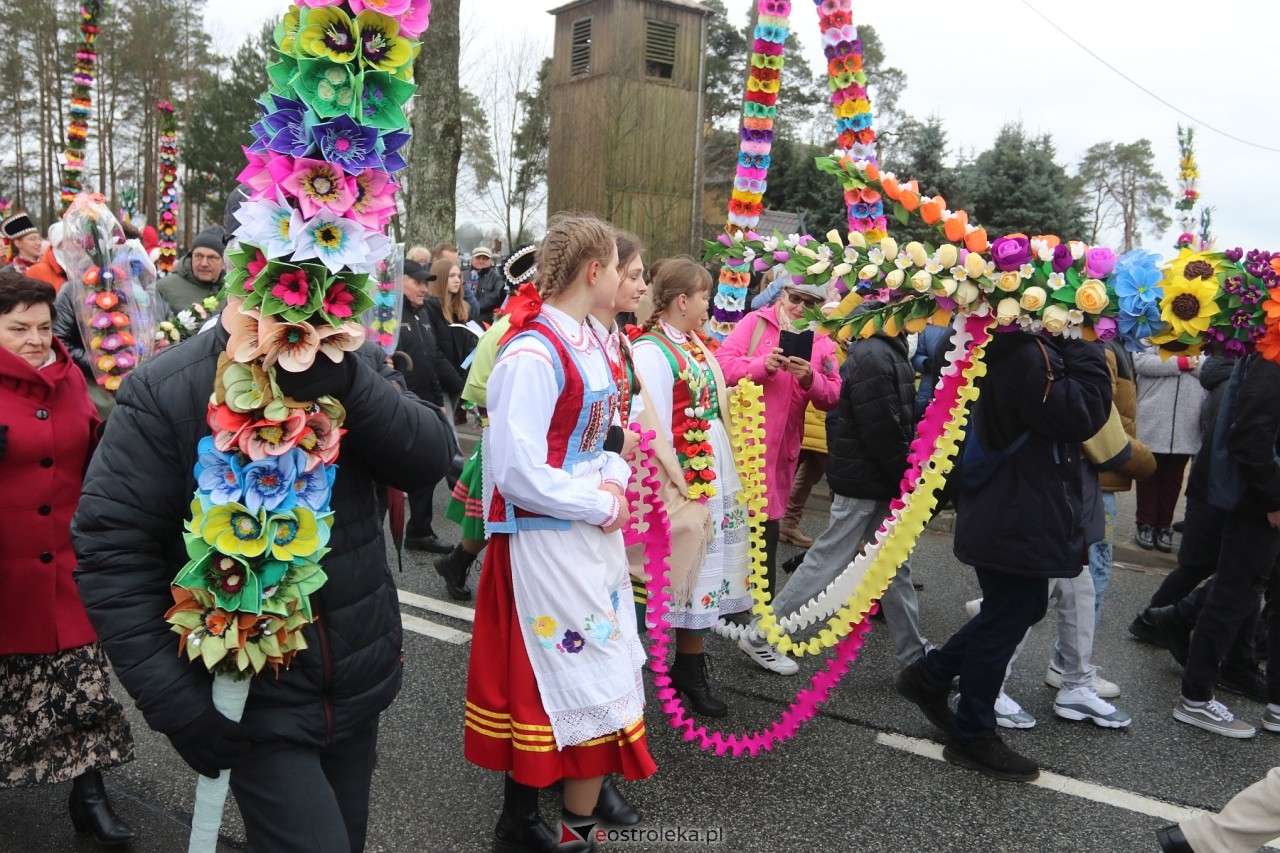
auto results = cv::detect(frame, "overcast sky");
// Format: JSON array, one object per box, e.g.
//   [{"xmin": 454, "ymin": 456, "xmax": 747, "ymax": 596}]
[{"xmin": 205, "ymin": 0, "xmax": 1280, "ymax": 254}]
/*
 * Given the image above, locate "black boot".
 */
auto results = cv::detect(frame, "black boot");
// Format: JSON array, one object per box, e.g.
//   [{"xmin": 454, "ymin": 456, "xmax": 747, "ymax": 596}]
[
  {"xmin": 494, "ymin": 774, "xmax": 558, "ymax": 853},
  {"xmin": 69, "ymin": 770, "xmax": 134, "ymax": 846},
  {"xmin": 592, "ymin": 776, "xmax": 640, "ymax": 826},
  {"xmin": 558, "ymin": 809, "xmax": 598, "ymax": 851},
  {"xmin": 434, "ymin": 545, "xmax": 474, "ymax": 601},
  {"xmin": 669, "ymin": 653, "xmax": 728, "ymax": 717}
]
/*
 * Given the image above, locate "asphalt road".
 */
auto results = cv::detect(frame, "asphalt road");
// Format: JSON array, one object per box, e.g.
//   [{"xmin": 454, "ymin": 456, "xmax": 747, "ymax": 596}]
[{"xmin": 2, "ymin": 484, "xmax": 1275, "ymax": 853}]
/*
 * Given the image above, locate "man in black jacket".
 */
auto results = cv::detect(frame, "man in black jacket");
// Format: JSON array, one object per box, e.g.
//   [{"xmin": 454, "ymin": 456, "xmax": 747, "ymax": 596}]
[
  {"xmin": 397, "ymin": 260, "xmax": 457, "ymax": 555},
  {"xmin": 896, "ymin": 331, "xmax": 1111, "ymax": 782},
  {"xmin": 1167, "ymin": 354, "xmax": 1280, "ymax": 738},
  {"xmin": 469, "ymin": 245, "xmax": 507, "ymax": 325},
  {"xmin": 71, "ymin": 322, "xmax": 452, "ymax": 851},
  {"xmin": 741, "ymin": 316, "xmax": 928, "ymax": 670}
]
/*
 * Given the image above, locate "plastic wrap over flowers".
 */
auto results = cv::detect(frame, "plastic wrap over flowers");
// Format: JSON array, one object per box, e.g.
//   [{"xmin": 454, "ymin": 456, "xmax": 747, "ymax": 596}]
[
  {"xmin": 61, "ymin": 195, "xmax": 160, "ymax": 393},
  {"xmin": 361, "ymin": 243, "xmax": 404, "ymax": 354},
  {"xmin": 167, "ymin": 0, "xmax": 429, "ymax": 677}
]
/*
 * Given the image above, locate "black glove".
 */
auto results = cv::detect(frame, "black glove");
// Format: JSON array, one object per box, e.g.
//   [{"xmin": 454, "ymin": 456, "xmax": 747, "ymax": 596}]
[
  {"xmin": 276, "ymin": 356, "xmax": 357, "ymax": 402},
  {"xmin": 166, "ymin": 706, "xmax": 253, "ymax": 779},
  {"xmin": 0, "ymin": 425, "xmax": 7, "ymax": 462},
  {"xmin": 604, "ymin": 424, "xmax": 626, "ymax": 454}
]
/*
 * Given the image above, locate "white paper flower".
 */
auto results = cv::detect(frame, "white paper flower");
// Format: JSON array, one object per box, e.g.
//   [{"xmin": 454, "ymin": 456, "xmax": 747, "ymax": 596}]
[{"xmin": 291, "ymin": 209, "xmax": 372, "ymax": 273}]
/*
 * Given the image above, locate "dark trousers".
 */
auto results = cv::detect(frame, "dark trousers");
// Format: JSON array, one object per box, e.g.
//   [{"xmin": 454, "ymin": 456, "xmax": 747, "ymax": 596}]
[
  {"xmin": 231, "ymin": 720, "xmax": 380, "ymax": 853},
  {"xmin": 1149, "ymin": 498, "xmax": 1227, "ymax": 607},
  {"xmin": 762, "ymin": 519, "xmax": 780, "ymax": 608},
  {"xmin": 1183, "ymin": 514, "xmax": 1280, "ymax": 704},
  {"xmin": 406, "ymin": 485, "xmax": 436, "ymax": 539},
  {"xmin": 1135, "ymin": 452, "xmax": 1190, "ymax": 528},
  {"xmin": 919, "ymin": 568, "xmax": 1050, "ymax": 742}
]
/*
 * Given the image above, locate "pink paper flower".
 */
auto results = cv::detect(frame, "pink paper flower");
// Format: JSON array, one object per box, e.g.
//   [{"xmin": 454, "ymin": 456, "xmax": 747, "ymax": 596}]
[
  {"xmin": 280, "ymin": 158, "xmax": 355, "ymax": 217},
  {"xmin": 239, "ymin": 409, "xmax": 309, "ymax": 460},
  {"xmin": 394, "ymin": 0, "xmax": 431, "ymax": 38},
  {"xmin": 272, "ymin": 269, "xmax": 312, "ymax": 307},
  {"xmin": 322, "ymin": 280, "xmax": 357, "ymax": 317},
  {"xmin": 349, "ymin": 0, "xmax": 412, "ymax": 15},
  {"xmin": 346, "ymin": 170, "xmax": 398, "ymax": 229}
]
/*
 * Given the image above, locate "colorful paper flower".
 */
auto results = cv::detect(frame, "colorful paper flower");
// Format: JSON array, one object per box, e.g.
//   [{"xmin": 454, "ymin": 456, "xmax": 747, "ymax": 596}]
[
  {"xmin": 292, "ymin": 58, "xmax": 362, "ymax": 119},
  {"xmin": 354, "ymin": 10, "xmax": 414, "ymax": 74},
  {"xmin": 1159, "ymin": 274, "xmax": 1220, "ymax": 338},
  {"xmin": 346, "ymin": 169, "xmax": 398, "ymax": 229},
  {"xmin": 196, "ymin": 436, "xmax": 245, "ymax": 504},
  {"xmin": 241, "ymin": 449, "xmax": 306, "ymax": 513},
  {"xmin": 256, "ymin": 315, "xmax": 323, "ymax": 373},
  {"xmin": 308, "ymin": 113, "xmax": 383, "ymax": 174},
  {"xmin": 232, "ymin": 191, "xmax": 302, "ymax": 260},
  {"xmin": 267, "ymin": 508, "xmax": 331, "ymax": 561},
  {"xmin": 291, "ymin": 463, "xmax": 335, "ymax": 510},
  {"xmin": 280, "ymin": 157, "xmax": 355, "ymax": 217},
  {"xmin": 297, "ymin": 6, "xmax": 359, "ymax": 63},
  {"xmin": 358, "ymin": 71, "xmax": 414, "ymax": 130},
  {"xmin": 200, "ymin": 502, "xmax": 272, "ymax": 559},
  {"xmin": 240, "ymin": 409, "xmax": 309, "ymax": 460},
  {"xmin": 291, "ymin": 208, "xmax": 371, "ymax": 273}
]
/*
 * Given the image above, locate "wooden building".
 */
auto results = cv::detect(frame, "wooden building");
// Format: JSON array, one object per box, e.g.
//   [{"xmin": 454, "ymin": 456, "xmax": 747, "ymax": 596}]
[{"xmin": 547, "ymin": 0, "xmax": 713, "ymax": 260}]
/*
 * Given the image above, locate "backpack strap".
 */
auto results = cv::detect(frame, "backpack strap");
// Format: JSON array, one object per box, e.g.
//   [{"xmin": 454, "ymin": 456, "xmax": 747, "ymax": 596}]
[{"xmin": 746, "ymin": 312, "xmax": 767, "ymax": 358}]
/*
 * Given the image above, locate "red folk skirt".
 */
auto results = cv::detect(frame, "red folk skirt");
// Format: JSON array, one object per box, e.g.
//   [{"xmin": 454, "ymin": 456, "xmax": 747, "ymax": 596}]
[{"xmin": 463, "ymin": 534, "xmax": 657, "ymax": 788}]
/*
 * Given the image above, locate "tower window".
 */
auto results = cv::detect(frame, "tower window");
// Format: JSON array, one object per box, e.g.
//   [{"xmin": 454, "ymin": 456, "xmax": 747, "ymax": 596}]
[
  {"xmin": 571, "ymin": 17, "xmax": 592, "ymax": 78},
  {"xmin": 645, "ymin": 19, "xmax": 676, "ymax": 79}
]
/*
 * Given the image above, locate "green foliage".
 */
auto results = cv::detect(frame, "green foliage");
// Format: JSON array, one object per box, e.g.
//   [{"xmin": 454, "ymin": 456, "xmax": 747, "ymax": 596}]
[
  {"xmin": 1077, "ymin": 138, "xmax": 1171, "ymax": 251},
  {"xmin": 961, "ymin": 123, "xmax": 1086, "ymax": 240},
  {"xmin": 183, "ymin": 25, "xmax": 273, "ymax": 226}
]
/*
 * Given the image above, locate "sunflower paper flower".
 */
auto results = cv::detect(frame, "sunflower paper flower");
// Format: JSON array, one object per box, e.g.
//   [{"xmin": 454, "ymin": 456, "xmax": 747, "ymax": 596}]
[
  {"xmin": 268, "ymin": 508, "xmax": 332, "ymax": 562},
  {"xmin": 354, "ymin": 10, "xmax": 414, "ymax": 74},
  {"xmin": 297, "ymin": 5, "xmax": 359, "ymax": 63},
  {"xmin": 1159, "ymin": 265, "xmax": 1221, "ymax": 338},
  {"xmin": 281, "ymin": 157, "xmax": 355, "ymax": 217}
]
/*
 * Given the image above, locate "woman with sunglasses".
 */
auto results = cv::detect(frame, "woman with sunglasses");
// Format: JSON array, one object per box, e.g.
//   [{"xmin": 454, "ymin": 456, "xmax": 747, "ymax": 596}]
[{"xmin": 715, "ymin": 280, "xmax": 841, "ymax": 675}]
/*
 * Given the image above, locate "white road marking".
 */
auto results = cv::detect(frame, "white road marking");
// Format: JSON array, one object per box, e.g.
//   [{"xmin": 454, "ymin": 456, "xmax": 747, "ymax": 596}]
[
  {"xmin": 877, "ymin": 731, "xmax": 1280, "ymax": 848},
  {"xmin": 398, "ymin": 589, "xmax": 476, "ymax": 623},
  {"xmin": 400, "ymin": 612, "xmax": 471, "ymax": 645}
]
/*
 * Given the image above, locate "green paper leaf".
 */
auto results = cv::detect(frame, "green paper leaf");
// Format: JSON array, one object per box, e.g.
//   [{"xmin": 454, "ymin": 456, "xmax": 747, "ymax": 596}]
[{"xmin": 894, "ymin": 203, "xmax": 910, "ymax": 227}]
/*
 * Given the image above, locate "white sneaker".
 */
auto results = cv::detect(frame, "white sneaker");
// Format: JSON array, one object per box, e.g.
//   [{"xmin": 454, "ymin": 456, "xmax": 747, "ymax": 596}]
[
  {"xmin": 994, "ymin": 690, "xmax": 1036, "ymax": 729},
  {"xmin": 1045, "ymin": 661, "xmax": 1120, "ymax": 699},
  {"xmin": 737, "ymin": 637, "xmax": 799, "ymax": 676},
  {"xmin": 963, "ymin": 598, "xmax": 983, "ymax": 619},
  {"xmin": 1053, "ymin": 687, "xmax": 1132, "ymax": 728}
]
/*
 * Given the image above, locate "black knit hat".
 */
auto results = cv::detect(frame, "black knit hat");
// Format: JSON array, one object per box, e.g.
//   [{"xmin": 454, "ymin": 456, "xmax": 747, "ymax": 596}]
[{"xmin": 1, "ymin": 211, "xmax": 37, "ymax": 241}]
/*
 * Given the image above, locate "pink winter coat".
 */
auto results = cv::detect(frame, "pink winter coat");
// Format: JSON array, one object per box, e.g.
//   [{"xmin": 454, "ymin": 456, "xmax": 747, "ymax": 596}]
[{"xmin": 716, "ymin": 306, "xmax": 841, "ymax": 519}]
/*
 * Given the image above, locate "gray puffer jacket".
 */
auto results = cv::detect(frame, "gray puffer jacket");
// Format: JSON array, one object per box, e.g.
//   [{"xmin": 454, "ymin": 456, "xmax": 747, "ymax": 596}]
[{"xmin": 1133, "ymin": 350, "xmax": 1206, "ymax": 455}]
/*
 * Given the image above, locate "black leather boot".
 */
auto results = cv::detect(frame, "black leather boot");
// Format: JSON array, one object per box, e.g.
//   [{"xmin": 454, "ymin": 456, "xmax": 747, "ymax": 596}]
[
  {"xmin": 669, "ymin": 652, "xmax": 728, "ymax": 717},
  {"xmin": 494, "ymin": 774, "xmax": 558, "ymax": 853},
  {"xmin": 434, "ymin": 545, "xmax": 474, "ymax": 601},
  {"xmin": 558, "ymin": 809, "xmax": 599, "ymax": 851},
  {"xmin": 69, "ymin": 770, "xmax": 135, "ymax": 846},
  {"xmin": 593, "ymin": 776, "xmax": 640, "ymax": 825}
]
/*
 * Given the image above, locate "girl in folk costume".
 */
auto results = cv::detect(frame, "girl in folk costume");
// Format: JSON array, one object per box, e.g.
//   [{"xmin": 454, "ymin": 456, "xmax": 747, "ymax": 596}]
[
  {"xmin": 630, "ymin": 258, "xmax": 757, "ymax": 714},
  {"xmin": 2, "ymin": 212, "xmax": 42, "ymax": 275},
  {"xmin": 465, "ymin": 214, "xmax": 653, "ymax": 853}
]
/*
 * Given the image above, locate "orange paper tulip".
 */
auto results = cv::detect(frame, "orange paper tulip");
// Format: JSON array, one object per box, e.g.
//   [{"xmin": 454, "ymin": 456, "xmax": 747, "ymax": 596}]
[
  {"xmin": 964, "ymin": 227, "xmax": 989, "ymax": 254},
  {"xmin": 881, "ymin": 176, "xmax": 900, "ymax": 199},
  {"xmin": 920, "ymin": 198, "xmax": 944, "ymax": 225},
  {"xmin": 942, "ymin": 211, "xmax": 968, "ymax": 243},
  {"xmin": 899, "ymin": 190, "xmax": 920, "ymax": 212},
  {"xmin": 865, "ymin": 161, "xmax": 880, "ymax": 181}
]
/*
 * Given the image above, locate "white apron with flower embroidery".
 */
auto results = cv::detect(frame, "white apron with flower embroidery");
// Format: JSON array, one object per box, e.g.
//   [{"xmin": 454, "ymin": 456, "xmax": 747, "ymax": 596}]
[{"xmin": 486, "ymin": 306, "xmax": 646, "ymax": 749}]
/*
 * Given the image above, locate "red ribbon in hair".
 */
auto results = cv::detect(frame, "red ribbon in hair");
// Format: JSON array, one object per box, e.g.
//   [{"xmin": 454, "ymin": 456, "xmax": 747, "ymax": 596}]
[
  {"xmin": 498, "ymin": 282, "xmax": 543, "ymax": 346},
  {"xmin": 624, "ymin": 323, "xmax": 645, "ymax": 342}
]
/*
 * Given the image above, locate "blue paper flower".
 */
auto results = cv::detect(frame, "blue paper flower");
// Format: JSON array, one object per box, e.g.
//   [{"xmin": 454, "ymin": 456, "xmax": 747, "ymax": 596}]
[
  {"xmin": 291, "ymin": 461, "xmax": 336, "ymax": 511},
  {"xmin": 196, "ymin": 436, "xmax": 245, "ymax": 505},
  {"xmin": 309, "ymin": 113, "xmax": 384, "ymax": 175},
  {"xmin": 240, "ymin": 448, "xmax": 305, "ymax": 513}
]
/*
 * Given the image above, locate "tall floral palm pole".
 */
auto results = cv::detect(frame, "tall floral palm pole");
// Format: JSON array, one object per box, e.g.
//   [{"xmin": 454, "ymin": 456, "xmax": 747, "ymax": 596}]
[
  {"xmin": 709, "ymin": 0, "xmax": 792, "ymax": 338},
  {"xmin": 156, "ymin": 102, "xmax": 180, "ymax": 272},
  {"xmin": 169, "ymin": 2, "xmax": 427, "ymax": 850},
  {"xmin": 1174, "ymin": 125, "xmax": 1214, "ymax": 252},
  {"xmin": 60, "ymin": 1, "xmax": 104, "ymax": 212}
]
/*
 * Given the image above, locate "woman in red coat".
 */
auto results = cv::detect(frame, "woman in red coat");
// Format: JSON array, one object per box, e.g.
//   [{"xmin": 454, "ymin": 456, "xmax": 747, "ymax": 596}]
[{"xmin": 0, "ymin": 271, "xmax": 135, "ymax": 845}]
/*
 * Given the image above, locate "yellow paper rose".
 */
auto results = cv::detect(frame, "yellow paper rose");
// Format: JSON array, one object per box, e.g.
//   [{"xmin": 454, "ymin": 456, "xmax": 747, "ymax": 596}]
[
  {"xmin": 826, "ymin": 229, "xmax": 843, "ymax": 246},
  {"xmin": 1075, "ymin": 279, "xmax": 1110, "ymax": 314},
  {"xmin": 995, "ymin": 271, "xmax": 1022, "ymax": 292},
  {"xmin": 935, "ymin": 244, "xmax": 958, "ymax": 269},
  {"xmin": 996, "ymin": 297, "xmax": 1021, "ymax": 326},
  {"xmin": 1042, "ymin": 304, "xmax": 1070, "ymax": 334},
  {"xmin": 1020, "ymin": 286, "xmax": 1047, "ymax": 312},
  {"xmin": 933, "ymin": 277, "xmax": 957, "ymax": 297},
  {"xmin": 955, "ymin": 281, "xmax": 980, "ymax": 307},
  {"xmin": 879, "ymin": 237, "xmax": 899, "ymax": 259},
  {"xmin": 884, "ymin": 269, "xmax": 905, "ymax": 289},
  {"xmin": 910, "ymin": 270, "xmax": 932, "ymax": 293},
  {"xmin": 859, "ymin": 264, "xmax": 880, "ymax": 281},
  {"xmin": 904, "ymin": 241, "xmax": 928, "ymax": 267},
  {"xmin": 964, "ymin": 252, "xmax": 987, "ymax": 279},
  {"xmin": 846, "ymin": 231, "xmax": 867, "ymax": 250}
]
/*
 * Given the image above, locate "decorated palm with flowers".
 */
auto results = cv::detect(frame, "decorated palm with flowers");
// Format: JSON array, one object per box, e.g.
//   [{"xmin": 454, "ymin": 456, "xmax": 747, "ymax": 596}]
[
  {"xmin": 360, "ymin": 243, "xmax": 404, "ymax": 354},
  {"xmin": 156, "ymin": 102, "xmax": 181, "ymax": 272},
  {"xmin": 705, "ymin": 153, "xmax": 1280, "ymax": 366},
  {"xmin": 173, "ymin": 2, "xmax": 428, "ymax": 848}
]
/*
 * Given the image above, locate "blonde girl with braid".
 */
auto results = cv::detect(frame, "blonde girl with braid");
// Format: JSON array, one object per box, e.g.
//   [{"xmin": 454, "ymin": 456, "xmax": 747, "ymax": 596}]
[
  {"xmin": 464, "ymin": 213, "xmax": 654, "ymax": 853},
  {"xmin": 629, "ymin": 258, "xmax": 755, "ymax": 716}
]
